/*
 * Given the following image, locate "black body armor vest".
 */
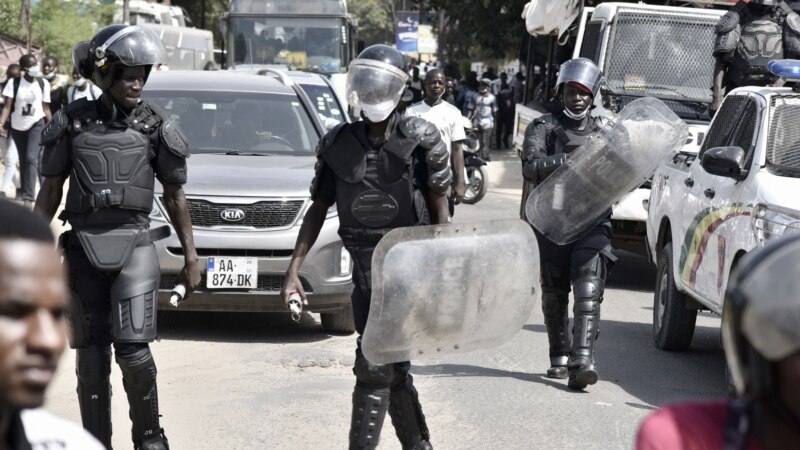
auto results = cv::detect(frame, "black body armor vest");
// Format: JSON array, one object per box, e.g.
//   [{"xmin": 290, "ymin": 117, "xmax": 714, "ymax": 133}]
[
  {"xmin": 547, "ymin": 114, "xmax": 602, "ymax": 157},
  {"xmin": 730, "ymin": 16, "xmax": 783, "ymax": 87}
]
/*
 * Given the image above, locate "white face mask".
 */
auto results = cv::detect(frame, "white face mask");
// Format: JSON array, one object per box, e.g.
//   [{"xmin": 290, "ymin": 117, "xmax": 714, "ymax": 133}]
[
  {"xmin": 43, "ymin": 72, "xmax": 55, "ymax": 80},
  {"xmin": 74, "ymin": 77, "xmax": 87, "ymax": 87},
  {"xmin": 26, "ymin": 67, "xmax": 42, "ymax": 78},
  {"xmin": 563, "ymin": 107, "xmax": 589, "ymax": 120},
  {"xmin": 360, "ymin": 99, "xmax": 397, "ymax": 123}
]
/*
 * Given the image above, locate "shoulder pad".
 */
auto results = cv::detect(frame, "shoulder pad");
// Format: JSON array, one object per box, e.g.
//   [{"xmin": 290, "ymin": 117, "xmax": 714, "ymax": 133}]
[
  {"xmin": 317, "ymin": 122, "xmax": 348, "ymax": 157},
  {"xmin": 786, "ymin": 12, "xmax": 800, "ymax": 35},
  {"xmin": 160, "ymin": 116, "xmax": 190, "ymax": 158},
  {"xmin": 130, "ymin": 101, "xmax": 164, "ymax": 133},
  {"xmin": 533, "ymin": 114, "xmax": 559, "ymax": 128},
  {"xmin": 397, "ymin": 116, "xmax": 440, "ymax": 148},
  {"xmin": 40, "ymin": 109, "xmax": 69, "ymax": 146},
  {"xmin": 716, "ymin": 10, "xmax": 740, "ymax": 34},
  {"xmin": 63, "ymin": 98, "xmax": 96, "ymax": 122}
]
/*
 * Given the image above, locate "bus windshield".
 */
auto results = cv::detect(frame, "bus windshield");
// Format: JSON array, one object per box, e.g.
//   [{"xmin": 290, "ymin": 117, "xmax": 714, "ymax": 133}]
[{"xmin": 229, "ymin": 17, "xmax": 345, "ymax": 74}]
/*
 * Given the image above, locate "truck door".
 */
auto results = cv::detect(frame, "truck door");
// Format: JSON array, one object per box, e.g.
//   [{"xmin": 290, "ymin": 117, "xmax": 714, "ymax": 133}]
[{"xmin": 679, "ymin": 95, "xmax": 759, "ymax": 306}]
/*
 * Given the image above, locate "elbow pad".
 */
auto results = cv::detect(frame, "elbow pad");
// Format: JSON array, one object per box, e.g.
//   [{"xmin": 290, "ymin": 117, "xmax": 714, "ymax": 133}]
[
  {"xmin": 785, "ymin": 13, "xmax": 800, "ymax": 57},
  {"xmin": 428, "ymin": 166, "xmax": 452, "ymax": 195},
  {"xmin": 40, "ymin": 109, "xmax": 68, "ymax": 146},
  {"xmin": 425, "ymin": 140, "xmax": 449, "ymax": 171},
  {"xmin": 713, "ymin": 11, "xmax": 740, "ymax": 57}
]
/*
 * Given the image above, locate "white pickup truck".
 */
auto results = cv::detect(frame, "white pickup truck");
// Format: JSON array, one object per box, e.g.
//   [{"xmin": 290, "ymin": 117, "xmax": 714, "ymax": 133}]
[{"xmin": 646, "ymin": 79, "xmax": 800, "ymax": 351}]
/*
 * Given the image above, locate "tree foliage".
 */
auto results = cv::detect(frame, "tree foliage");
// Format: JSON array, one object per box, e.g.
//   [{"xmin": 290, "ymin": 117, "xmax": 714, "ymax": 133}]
[
  {"xmin": 170, "ymin": 0, "xmax": 229, "ymax": 47},
  {"xmin": 347, "ymin": 0, "xmax": 395, "ymax": 47}
]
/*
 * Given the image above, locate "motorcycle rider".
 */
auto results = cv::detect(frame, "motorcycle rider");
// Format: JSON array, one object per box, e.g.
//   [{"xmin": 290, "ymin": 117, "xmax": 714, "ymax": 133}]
[
  {"xmin": 34, "ymin": 25, "xmax": 201, "ymax": 449},
  {"xmin": 637, "ymin": 234, "xmax": 800, "ymax": 449},
  {"xmin": 281, "ymin": 44, "xmax": 450, "ymax": 450},
  {"xmin": 712, "ymin": 0, "xmax": 800, "ymax": 112},
  {"xmin": 520, "ymin": 58, "xmax": 614, "ymax": 390}
]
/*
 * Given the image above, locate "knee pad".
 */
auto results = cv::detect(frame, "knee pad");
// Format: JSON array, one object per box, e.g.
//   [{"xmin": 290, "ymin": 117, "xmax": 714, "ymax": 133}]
[
  {"xmin": 353, "ymin": 352, "xmax": 396, "ymax": 388},
  {"xmin": 115, "ymin": 344, "xmax": 156, "ymax": 395},
  {"xmin": 76, "ymin": 346, "xmax": 112, "ymax": 385},
  {"xmin": 573, "ymin": 255, "xmax": 606, "ymax": 303}
]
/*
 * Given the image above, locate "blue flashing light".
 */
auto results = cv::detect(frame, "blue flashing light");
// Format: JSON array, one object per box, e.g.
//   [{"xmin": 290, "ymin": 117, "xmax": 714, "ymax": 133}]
[{"xmin": 768, "ymin": 59, "xmax": 800, "ymax": 81}]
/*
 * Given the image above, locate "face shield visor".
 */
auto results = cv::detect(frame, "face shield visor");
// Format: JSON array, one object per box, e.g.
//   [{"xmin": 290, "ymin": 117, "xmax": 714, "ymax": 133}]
[
  {"xmin": 556, "ymin": 58, "xmax": 603, "ymax": 97},
  {"xmin": 722, "ymin": 235, "xmax": 800, "ymax": 395},
  {"xmin": 347, "ymin": 59, "xmax": 409, "ymax": 123},
  {"xmin": 95, "ymin": 26, "xmax": 167, "ymax": 67}
]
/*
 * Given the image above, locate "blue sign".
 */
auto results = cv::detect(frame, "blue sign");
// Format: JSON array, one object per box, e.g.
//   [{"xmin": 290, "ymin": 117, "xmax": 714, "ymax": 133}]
[{"xmin": 396, "ymin": 11, "xmax": 419, "ymax": 53}]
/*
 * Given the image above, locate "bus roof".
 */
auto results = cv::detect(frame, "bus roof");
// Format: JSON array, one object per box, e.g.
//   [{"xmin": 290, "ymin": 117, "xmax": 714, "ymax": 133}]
[{"xmin": 229, "ymin": 0, "xmax": 347, "ymax": 16}]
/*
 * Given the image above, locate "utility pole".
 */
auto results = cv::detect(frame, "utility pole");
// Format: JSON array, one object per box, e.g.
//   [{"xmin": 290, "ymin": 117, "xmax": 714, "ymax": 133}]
[
  {"xmin": 123, "ymin": 0, "xmax": 130, "ymax": 24},
  {"xmin": 20, "ymin": 0, "xmax": 31, "ymax": 52}
]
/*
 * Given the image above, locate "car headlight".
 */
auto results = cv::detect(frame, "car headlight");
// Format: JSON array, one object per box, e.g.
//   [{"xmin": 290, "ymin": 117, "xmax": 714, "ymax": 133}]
[
  {"xmin": 297, "ymin": 201, "xmax": 337, "ymax": 225},
  {"xmin": 752, "ymin": 204, "xmax": 800, "ymax": 245}
]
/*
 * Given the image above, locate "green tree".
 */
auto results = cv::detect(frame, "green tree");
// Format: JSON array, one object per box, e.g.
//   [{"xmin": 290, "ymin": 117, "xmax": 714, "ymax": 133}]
[
  {"xmin": 30, "ymin": 0, "xmax": 110, "ymax": 73},
  {"xmin": 170, "ymin": 0, "xmax": 229, "ymax": 48},
  {"xmin": 0, "ymin": 0, "xmax": 21, "ymax": 39},
  {"xmin": 348, "ymin": 0, "xmax": 395, "ymax": 47}
]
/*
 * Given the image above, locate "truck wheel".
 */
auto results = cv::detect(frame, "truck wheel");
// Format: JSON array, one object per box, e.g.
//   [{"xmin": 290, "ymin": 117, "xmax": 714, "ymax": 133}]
[
  {"xmin": 321, "ymin": 303, "xmax": 355, "ymax": 334},
  {"xmin": 653, "ymin": 244, "xmax": 697, "ymax": 350}
]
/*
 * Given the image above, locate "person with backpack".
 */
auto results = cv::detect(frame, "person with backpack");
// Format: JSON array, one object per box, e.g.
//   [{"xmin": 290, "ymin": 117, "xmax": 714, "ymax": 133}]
[
  {"xmin": 0, "ymin": 54, "xmax": 51, "ymax": 208},
  {"xmin": 0, "ymin": 64, "xmax": 21, "ymax": 199},
  {"xmin": 66, "ymin": 67, "xmax": 101, "ymax": 104}
]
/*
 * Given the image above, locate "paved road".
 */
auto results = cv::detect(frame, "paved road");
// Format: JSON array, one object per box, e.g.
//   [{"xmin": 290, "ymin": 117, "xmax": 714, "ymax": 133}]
[{"xmin": 43, "ymin": 149, "xmax": 726, "ymax": 449}]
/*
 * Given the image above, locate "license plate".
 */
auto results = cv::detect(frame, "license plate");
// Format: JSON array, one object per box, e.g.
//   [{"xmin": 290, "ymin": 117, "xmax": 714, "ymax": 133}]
[{"xmin": 206, "ymin": 257, "xmax": 257, "ymax": 289}]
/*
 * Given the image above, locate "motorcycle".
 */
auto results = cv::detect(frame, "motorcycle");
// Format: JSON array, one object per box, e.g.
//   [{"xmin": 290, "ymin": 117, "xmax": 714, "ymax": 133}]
[{"xmin": 461, "ymin": 126, "xmax": 488, "ymax": 205}]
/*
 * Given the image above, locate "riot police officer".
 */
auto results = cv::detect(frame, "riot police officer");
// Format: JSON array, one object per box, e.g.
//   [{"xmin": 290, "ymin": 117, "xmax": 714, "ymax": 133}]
[
  {"xmin": 34, "ymin": 25, "xmax": 200, "ymax": 449},
  {"xmin": 281, "ymin": 44, "xmax": 451, "ymax": 450},
  {"xmin": 637, "ymin": 234, "xmax": 800, "ymax": 448},
  {"xmin": 712, "ymin": 0, "xmax": 800, "ymax": 112},
  {"xmin": 520, "ymin": 58, "xmax": 614, "ymax": 390}
]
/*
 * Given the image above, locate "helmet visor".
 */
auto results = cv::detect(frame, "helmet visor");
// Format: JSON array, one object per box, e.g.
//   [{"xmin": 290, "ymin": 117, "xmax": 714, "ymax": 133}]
[
  {"xmin": 347, "ymin": 59, "xmax": 409, "ymax": 122},
  {"xmin": 557, "ymin": 58, "xmax": 603, "ymax": 96},
  {"xmin": 98, "ymin": 26, "xmax": 167, "ymax": 67},
  {"xmin": 72, "ymin": 41, "xmax": 90, "ymax": 70}
]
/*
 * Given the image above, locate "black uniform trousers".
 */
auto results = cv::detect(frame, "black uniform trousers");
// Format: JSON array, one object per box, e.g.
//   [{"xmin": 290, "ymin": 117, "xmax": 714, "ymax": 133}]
[{"xmin": 534, "ymin": 220, "xmax": 613, "ymax": 294}]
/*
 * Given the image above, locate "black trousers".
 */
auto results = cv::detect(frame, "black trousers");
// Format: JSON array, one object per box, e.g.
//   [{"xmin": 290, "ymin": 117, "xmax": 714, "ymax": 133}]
[
  {"xmin": 535, "ymin": 220, "xmax": 613, "ymax": 294},
  {"xmin": 10, "ymin": 119, "xmax": 44, "ymax": 201}
]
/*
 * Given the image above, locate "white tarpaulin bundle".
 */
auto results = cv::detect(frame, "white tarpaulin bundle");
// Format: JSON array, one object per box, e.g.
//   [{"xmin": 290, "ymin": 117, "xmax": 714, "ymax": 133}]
[{"xmin": 521, "ymin": 0, "xmax": 582, "ymax": 40}]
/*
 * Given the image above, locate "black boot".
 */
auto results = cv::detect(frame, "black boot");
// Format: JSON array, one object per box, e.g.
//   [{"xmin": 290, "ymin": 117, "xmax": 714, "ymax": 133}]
[
  {"xmin": 389, "ymin": 376, "xmax": 432, "ymax": 450},
  {"xmin": 541, "ymin": 292, "xmax": 570, "ymax": 379},
  {"xmin": 349, "ymin": 348, "xmax": 394, "ymax": 450},
  {"xmin": 76, "ymin": 346, "xmax": 113, "ymax": 448},
  {"xmin": 568, "ymin": 255, "xmax": 605, "ymax": 390}
]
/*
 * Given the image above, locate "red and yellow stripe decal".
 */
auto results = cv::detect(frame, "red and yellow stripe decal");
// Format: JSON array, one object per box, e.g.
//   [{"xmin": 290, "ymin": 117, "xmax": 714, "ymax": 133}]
[{"xmin": 679, "ymin": 204, "xmax": 751, "ymax": 288}]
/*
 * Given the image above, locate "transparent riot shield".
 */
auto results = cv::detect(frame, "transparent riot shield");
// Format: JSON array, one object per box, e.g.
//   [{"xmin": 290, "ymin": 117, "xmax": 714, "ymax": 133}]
[
  {"xmin": 525, "ymin": 97, "xmax": 688, "ymax": 245},
  {"xmin": 361, "ymin": 219, "xmax": 541, "ymax": 365}
]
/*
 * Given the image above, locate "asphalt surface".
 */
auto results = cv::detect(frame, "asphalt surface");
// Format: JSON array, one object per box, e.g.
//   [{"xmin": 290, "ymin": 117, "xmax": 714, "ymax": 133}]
[{"xmin": 41, "ymin": 149, "xmax": 726, "ymax": 449}]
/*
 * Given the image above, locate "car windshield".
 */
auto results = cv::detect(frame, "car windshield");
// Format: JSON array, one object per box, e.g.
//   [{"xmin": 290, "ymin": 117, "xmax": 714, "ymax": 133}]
[
  {"xmin": 229, "ymin": 17, "xmax": 345, "ymax": 74},
  {"xmin": 299, "ymin": 83, "xmax": 346, "ymax": 125},
  {"xmin": 142, "ymin": 90, "xmax": 319, "ymax": 155}
]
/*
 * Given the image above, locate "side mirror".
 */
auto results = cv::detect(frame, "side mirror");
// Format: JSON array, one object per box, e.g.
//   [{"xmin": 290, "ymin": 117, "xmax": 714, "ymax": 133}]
[{"xmin": 701, "ymin": 146, "xmax": 748, "ymax": 180}]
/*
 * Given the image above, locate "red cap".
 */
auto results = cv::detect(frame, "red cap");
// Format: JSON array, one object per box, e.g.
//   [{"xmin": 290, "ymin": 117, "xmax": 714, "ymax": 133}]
[{"xmin": 565, "ymin": 81, "xmax": 593, "ymax": 95}]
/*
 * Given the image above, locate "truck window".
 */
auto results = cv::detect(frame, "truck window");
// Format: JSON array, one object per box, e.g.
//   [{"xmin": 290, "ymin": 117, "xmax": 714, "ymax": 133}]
[
  {"xmin": 579, "ymin": 21, "xmax": 603, "ymax": 63},
  {"xmin": 700, "ymin": 96, "xmax": 756, "ymax": 158},
  {"xmin": 766, "ymin": 96, "xmax": 800, "ymax": 177}
]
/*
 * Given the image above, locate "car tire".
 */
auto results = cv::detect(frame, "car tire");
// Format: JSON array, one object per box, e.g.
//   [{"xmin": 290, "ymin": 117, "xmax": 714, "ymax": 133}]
[
  {"xmin": 321, "ymin": 303, "xmax": 355, "ymax": 334},
  {"xmin": 653, "ymin": 244, "xmax": 697, "ymax": 351}
]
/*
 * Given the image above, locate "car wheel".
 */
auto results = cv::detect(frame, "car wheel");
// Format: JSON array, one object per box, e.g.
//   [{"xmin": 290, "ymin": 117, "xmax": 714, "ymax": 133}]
[
  {"xmin": 462, "ymin": 165, "xmax": 488, "ymax": 205},
  {"xmin": 653, "ymin": 244, "xmax": 697, "ymax": 351},
  {"xmin": 321, "ymin": 303, "xmax": 355, "ymax": 334}
]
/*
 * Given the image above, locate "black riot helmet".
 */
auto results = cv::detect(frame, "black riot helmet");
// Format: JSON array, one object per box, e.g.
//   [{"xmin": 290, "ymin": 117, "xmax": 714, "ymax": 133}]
[
  {"xmin": 73, "ymin": 24, "xmax": 167, "ymax": 91},
  {"xmin": 722, "ymin": 233, "xmax": 800, "ymax": 411},
  {"xmin": 346, "ymin": 45, "xmax": 409, "ymax": 122}
]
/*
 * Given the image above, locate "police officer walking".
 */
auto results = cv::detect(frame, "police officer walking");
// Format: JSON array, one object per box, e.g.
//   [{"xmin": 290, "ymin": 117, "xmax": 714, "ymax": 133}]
[
  {"xmin": 712, "ymin": 0, "xmax": 800, "ymax": 112},
  {"xmin": 34, "ymin": 25, "xmax": 200, "ymax": 449},
  {"xmin": 521, "ymin": 58, "xmax": 614, "ymax": 390},
  {"xmin": 281, "ymin": 44, "xmax": 451, "ymax": 450}
]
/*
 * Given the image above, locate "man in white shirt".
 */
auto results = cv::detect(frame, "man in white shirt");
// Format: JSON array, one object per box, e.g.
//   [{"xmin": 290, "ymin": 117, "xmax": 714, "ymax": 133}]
[
  {"xmin": 406, "ymin": 68, "xmax": 467, "ymax": 209},
  {"xmin": 0, "ymin": 199, "xmax": 104, "ymax": 450},
  {"xmin": 0, "ymin": 55, "xmax": 51, "ymax": 208}
]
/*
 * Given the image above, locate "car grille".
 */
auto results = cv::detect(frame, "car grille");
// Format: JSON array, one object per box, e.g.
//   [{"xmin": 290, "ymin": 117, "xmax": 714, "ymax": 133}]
[
  {"xmin": 167, "ymin": 248, "xmax": 293, "ymax": 258},
  {"xmin": 167, "ymin": 198, "xmax": 305, "ymax": 229},
  {"xmin": 159, "ymin": 274, "xmax": 312, "ymax": 293}
]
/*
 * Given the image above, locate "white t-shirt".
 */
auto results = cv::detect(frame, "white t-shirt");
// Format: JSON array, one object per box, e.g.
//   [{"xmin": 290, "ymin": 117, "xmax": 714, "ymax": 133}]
[
  {"xmin": 405, "ymin": 100, "xmax": 467, "ymax": 158},
  {"xmin": 19, "ymin": 408, "xmax": 105, "ymax": 449},
  {"xmin": 2, "ymin": 77, "xmax": 51, "ymax": 131},
  {"xmin": 67, "ymin": 83, "xmax": 102, "ymax": 103}
]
